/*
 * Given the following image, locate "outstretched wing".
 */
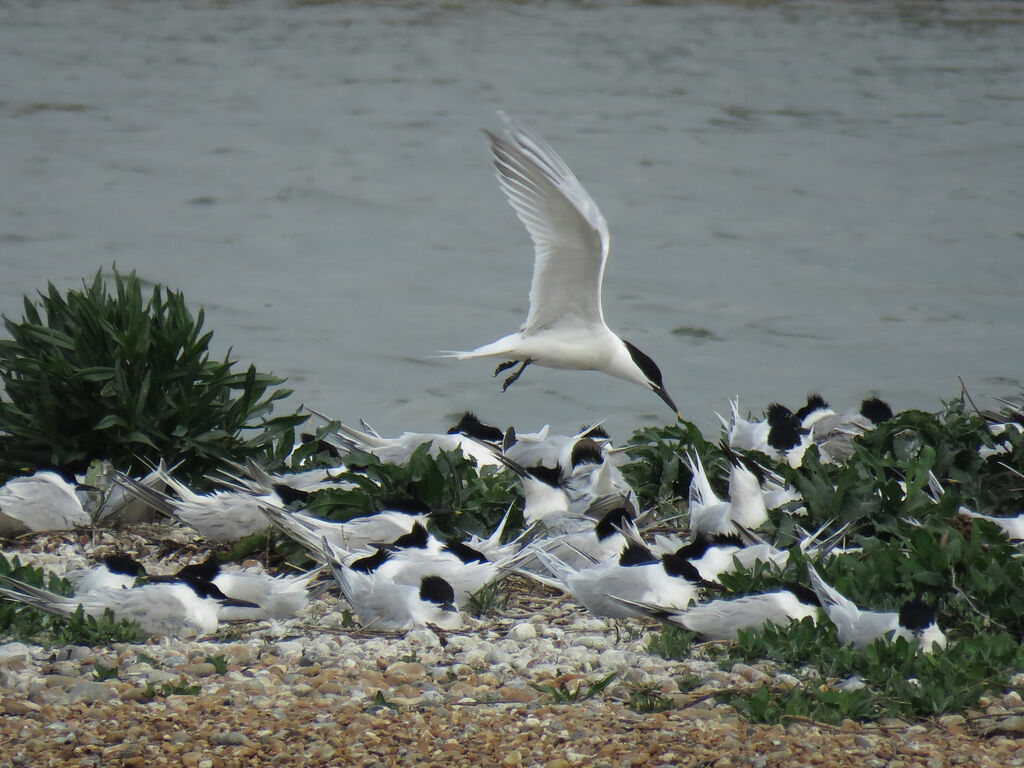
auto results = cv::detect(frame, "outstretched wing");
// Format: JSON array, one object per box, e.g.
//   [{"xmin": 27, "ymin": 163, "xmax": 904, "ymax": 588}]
[{"xmin": 487, "ymin": 112, "xmax": 610, "ymax": 333}]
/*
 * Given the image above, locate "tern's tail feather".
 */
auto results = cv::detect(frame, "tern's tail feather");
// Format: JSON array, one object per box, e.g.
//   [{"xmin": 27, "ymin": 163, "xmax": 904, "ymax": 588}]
[
  {"xmin": 110, "ymin": 471, "xmax": 178, "ymax": 520},
  {"xmin": 0, "ymin": 577, "xmax": 77, "ymax": 619},
  {"xmin": 805, "ymin": 563, "xmax": 853, "ymax": 616},
  {"xmin": 259, "ymin": 504, "xmax": 329, "ymax": 561}
]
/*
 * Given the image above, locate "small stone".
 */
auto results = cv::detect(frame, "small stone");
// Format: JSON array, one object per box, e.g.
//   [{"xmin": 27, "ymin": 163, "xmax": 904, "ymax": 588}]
[
  {"xmin": 2, "ymin": 697, "xmax": 41, "ymax": 715},
  {"xmin": 210, "ymin": 731, "xmax": 251, "ymax": 746},
  {"xmin": 508, "ymin": 623, "xmax": 537, "ymax": 641},
  {"xmin": 66, "ymin": 682, "xmax": 114, "ymax": 704},
  {"xmin": 385, "ymin": 661, "xmax": 426, "ymax": 683},
  {"xmin": 547, "ymin": 760, "xmax": 571, "ymax": 768},
  {"xmin": 938, "ymin": 714, "xmax": 966, "ymax": 729},
  {"xmin": 181, "ymin": 662, "xmax": 218, "ymax": 677}
]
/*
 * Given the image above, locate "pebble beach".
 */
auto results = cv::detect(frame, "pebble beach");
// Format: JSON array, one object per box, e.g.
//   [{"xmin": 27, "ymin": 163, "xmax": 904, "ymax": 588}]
[{"xmin": 3, "ymin": 529, "xmax": 1024, "ymax": 768}]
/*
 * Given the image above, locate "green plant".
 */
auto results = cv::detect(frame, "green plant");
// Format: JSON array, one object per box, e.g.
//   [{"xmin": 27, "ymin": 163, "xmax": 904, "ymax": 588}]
[
  {"xmin": 204, "ymin": 654, "xmax": 228, "ymax": 674},
  {"xmin": 141, "ymin": 679, "xmax": 201, "ymax": 700},
  {"xmin": 0, "ymin": 268, "xmax": 303, "ymax": 483},
  {"xmin": 646, "ymin": 624, "xmax": 695, "ymax": 660},
  {"xmin": 729, "ymin": 682, "xmax": 879, "ymax": 725},
  {"xmin": 466, "ymin": 582, "xmax": 509, "ymax": 617},
  {"xmin": 529, "ymin": 672, "xmax": 617, "ymax": 704},
  {"xmin": 92, "ymin": 663, "xmax": 119, "ymax": 682},
  {"xmin": 366, "ymin": 689, "xmax": 399, "ymax": 712},
  {"xmin": 626, "ymin": 682, "xmax": 675, "ymax": 713}
]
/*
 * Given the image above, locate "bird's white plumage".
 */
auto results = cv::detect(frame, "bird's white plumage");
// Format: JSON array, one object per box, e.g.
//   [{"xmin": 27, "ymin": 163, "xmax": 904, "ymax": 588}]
[
  {"xmin": 0, "ymin": 578, "xmax": 223, "ymax": 637},
  {"xmin": 806, "ymin": 563, "xmax": 946, "ymax": 652},
  {"xmin": 322, "ymin": 538, "xmax": 463, "ymax": 630},
  {"xmin": 488, "ymin": 111, "xmax": 609, "ymax": 334},
  {"xmin": 446, "ymin": 113, "xmax": 678, "ymax": 413},
  {"xmin": 0, "ymin": 471, "xmax": 89, "ymax": 536},
  {"xmin": 614, "ymin": 590, "xmax": 819, "ymax": 641}
]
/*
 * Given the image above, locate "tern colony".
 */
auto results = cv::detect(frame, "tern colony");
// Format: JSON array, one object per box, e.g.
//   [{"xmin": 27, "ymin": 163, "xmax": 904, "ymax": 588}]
[{"xmin": 5, "ymin": 114, "xmax": 1019, "ymax": 647}]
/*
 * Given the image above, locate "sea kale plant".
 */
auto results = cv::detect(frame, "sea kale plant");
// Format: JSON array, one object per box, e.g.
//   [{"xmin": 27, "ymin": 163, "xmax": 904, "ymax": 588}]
[
  {"xmin": 0, "ymin": 268, "xmax": 304, "ymax": 484},
  {"xmin": 642, "ymin": 396, "xmax": 1024, "ymax": 724}
]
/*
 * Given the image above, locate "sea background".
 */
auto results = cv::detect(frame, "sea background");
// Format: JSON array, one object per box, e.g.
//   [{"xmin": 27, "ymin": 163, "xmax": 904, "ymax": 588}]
[{"xmin": 1, "ymin": 1, "xmax": 1021, "ymax": 440}]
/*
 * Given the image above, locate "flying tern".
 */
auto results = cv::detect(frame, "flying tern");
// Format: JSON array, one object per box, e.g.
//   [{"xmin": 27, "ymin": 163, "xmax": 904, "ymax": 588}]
[{"xmin": 445, "ymin": 112, "xmax": 679, "ymax": 416}]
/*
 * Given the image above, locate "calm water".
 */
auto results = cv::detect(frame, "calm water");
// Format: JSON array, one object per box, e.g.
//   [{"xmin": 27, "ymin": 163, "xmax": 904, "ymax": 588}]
[{"xmin": 1, "ymin": 1, "xmax": 1022, "ymax": 440}]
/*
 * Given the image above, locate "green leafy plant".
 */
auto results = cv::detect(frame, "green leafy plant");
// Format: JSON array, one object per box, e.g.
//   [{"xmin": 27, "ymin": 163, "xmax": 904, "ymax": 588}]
[
  {"xmin": 729, "ymin": 682, "xmax": 879, "ymax": 725},
  {"xmin": 366, "ymin": 689, "xmax": 399, "ymax": 712},
  {"xmin": 529, "ymin": 672, "xmax": 617, "ymax": 704},
  {"xmin": 92, "ymin": 663, "xmax": 119, "ymax": 682},
  {"xmin": 646, "ymin": 624, "xmax": 695, "ymax": 660},
  {"xmin": 626, "ymin": 682, "xmax": 676, "ymax": 713},
  {"xmin": 0, "ymin": 267, "xmax": 303, "ymax": 483},
  {"xmin": 204, "ymin": 654, "xmax": 228, "ymax": 674},
  {"xmin": 140, "ymin": 679, "xmax": 201, "ymax": 700}
]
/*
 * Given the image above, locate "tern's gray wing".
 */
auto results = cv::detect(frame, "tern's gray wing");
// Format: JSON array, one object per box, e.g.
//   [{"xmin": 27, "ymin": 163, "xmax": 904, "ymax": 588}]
[{"xmin": 488, "ymin": 112, "xmax": 609, "ymax": 334}]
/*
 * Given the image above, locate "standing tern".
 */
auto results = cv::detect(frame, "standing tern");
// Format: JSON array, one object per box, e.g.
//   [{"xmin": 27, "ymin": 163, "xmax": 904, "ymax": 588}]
[{"xmin": 445, "ymin": 112, "xmax": 679, "ymax": 416}]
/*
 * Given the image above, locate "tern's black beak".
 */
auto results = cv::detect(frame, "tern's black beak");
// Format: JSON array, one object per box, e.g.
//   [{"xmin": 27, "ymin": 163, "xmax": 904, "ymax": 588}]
[{"xmin": 652, "ymin": 384, "xmax": 680, "ymax": 420}]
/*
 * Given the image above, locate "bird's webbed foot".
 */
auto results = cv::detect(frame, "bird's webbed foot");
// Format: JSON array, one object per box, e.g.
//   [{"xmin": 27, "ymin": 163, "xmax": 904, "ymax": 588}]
[
  {"xmin": 501, "ymin": 359, "xmax": 533, "ymax": 392},
  {"xmin": 493, "ymin": 360, "xmax": 519, "ymax": 377}
]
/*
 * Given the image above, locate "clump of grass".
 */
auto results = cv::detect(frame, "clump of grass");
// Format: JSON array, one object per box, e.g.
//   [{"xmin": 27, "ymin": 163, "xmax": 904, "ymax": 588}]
[
  {"xmin": 467, "ymin": 582, "xmax": 509, "ymax": 618},
  {"xmin": 646, "ymin": 624, "xmax": 695, "ymax": 660},
  {"xmin": 0, "ymin": 267, "xmax": 303, "ymax": 484}
]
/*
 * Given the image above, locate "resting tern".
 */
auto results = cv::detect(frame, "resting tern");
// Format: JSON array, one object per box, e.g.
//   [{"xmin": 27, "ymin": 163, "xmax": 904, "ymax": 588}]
[
  {"xmin": 609, "ymin": 586, "xmax": 821, "ymax": 641},
  {"xmin": 176, "ymin": 554, "xmax": 326, "ymax": 620},
  {"xmin": 0, "ymin": 470, "xmax": 90, "ymax": 537},
  {"xmin": 259, "ymin": 503, "xmax": 430, "ymax": 561},
  {"xmin": 0, "ymin": 572, "xmax": 252, "ymax": 637},
  {"xmin": 684, "ymin": 451, "xmax": 767, "ymax": 538},
  {"xmin": 111, "ymin": 469, "xmax": 273, "ymax": 541},
  {"xmin": 323, "ymin": 538, "xmax": 463, "ymax": 630},
  {"xmin": 806, "ymin": 563, "xmax": 946, "ymax": 652},
  {"xmin": 532, "ymin": 544, "xmax": 703, "ymax": 619},
  {"xmin": 344, "ymin": 536, "xmax": 504, "ymax": 608},
  {"xmin": 330, "ymin": 420, "xmax": 503, "ymax": 468},
  {"xmin": 66, "ymin": 554, "xmax": 146, "ymax": 594},
  {"xmin": 445, "ymin": 112, "xmax": 679, "ymax": 416},
  {"xmin": 957, "ymin": 507, "xmax": 1024, "ymax": 541}
]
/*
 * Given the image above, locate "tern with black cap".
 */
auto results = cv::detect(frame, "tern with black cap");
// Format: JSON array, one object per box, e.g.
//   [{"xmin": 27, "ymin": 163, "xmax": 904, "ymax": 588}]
[{"xmin": 445, "ymin": 112, "xmax": 679, "ymax": 417}]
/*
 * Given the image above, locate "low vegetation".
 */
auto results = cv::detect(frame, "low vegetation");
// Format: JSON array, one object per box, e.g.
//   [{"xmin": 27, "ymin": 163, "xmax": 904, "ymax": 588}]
[{"xmin": 1, "ymin": 270, "xmax": 1022, "ymax": 724}]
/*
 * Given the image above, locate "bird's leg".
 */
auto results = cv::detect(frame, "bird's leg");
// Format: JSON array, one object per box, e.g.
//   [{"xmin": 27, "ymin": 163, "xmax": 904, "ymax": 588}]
[
  {"xmin": 493, "ymin": 360, "xmax": 519, "ymax": 377},
  {"xmin": 501, "ymin": 359, "xmax": 533, "ymax": 391}
]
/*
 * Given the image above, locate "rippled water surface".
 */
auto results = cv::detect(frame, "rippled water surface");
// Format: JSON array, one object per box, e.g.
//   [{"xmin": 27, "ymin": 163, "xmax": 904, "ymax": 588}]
[{"xmin": 2, "ymin": 1, "xmax": 1022, "ymax": 438}]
